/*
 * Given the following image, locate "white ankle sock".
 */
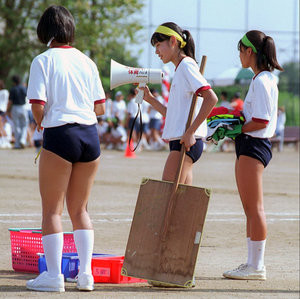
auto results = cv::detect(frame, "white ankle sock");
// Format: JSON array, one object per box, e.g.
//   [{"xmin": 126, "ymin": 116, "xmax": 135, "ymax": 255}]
[
  {"xmin": 42, "ymin": 232, "xmax": 63, "ymax": 277},
  {"xmin": 74, "ymin": 229, "xmax": 94, "ymax": 275},
  {"xmin": 250, "ymin": 239, "xmax": 266, "ymax": 270},
  {"xmin": 247, "ymin": 237, "xmax": 252, "ymax": 265}
]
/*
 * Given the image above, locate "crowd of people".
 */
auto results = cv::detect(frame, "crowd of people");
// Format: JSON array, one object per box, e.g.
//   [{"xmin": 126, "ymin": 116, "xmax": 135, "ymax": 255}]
[
  {"xmin": 0, "ymin": 79, "xmax": 168, "ymax": 152},
  {"xmin": 0, "ymin": 77, "xmax": 286, "ymax": 153}
]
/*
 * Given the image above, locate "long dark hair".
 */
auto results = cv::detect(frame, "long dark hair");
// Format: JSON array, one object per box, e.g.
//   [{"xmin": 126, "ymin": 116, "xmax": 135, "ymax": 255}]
[
  {"xmin": 238, "ymin": 30, "xmax": 283, "ymax": 72},
  {"xmin": 151, "ymin": 22, "xmax": 196, "ymax": 61},
  {"xmin": 37, "ymin": 5, "xmax": 75, "ymax": 45}
]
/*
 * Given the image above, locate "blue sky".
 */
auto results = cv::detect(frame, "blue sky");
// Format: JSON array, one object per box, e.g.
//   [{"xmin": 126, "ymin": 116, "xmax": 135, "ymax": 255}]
[{"xmin": 132, "ymin": 0, "xmax": 299, "ymax": 80}]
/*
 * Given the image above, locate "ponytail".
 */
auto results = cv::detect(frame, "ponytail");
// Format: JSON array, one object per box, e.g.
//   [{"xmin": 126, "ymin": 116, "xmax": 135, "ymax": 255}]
[
  {"xmin": 151, "ymin": 22, "xmax": 196, "ymax": 61},
  {"xmin": 239, "ymin": 30, "xmax": 283, "ymax": 72}
]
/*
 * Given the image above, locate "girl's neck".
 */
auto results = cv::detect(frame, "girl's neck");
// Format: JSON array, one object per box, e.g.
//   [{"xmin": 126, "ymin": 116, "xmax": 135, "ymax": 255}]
[
  {"xmin": 50, "ymin": 41, "xmax": 70, "ymax": 48},
  {"xmin": 171, "ymin": 51, "xmax": 186, "ymax": 68}
]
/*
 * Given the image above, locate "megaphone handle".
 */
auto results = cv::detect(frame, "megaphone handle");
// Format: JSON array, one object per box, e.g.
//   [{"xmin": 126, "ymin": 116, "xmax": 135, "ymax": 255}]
[{"xmin": 135, "ymin": 83, "xmax": 146, "ymax": 104}]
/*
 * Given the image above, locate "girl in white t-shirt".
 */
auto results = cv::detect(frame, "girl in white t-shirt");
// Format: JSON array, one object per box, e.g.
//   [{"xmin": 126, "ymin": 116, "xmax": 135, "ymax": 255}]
[
  {"xmin": 140, "ymin": 22, "xmax": 218, "ymax": 185},
  {"xmin": 223, "ymin": 30, "xmax": 283, "ymax": 281},
  {"xmin": 26, "ymin": 5, "xmax": 105, "ymax": 292}
]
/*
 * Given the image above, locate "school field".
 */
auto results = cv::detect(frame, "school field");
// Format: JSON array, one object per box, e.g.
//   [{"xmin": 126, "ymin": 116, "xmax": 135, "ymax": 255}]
[{"xmin": 0, "ymin": 145, "xmax": 299, "ymax": 298}]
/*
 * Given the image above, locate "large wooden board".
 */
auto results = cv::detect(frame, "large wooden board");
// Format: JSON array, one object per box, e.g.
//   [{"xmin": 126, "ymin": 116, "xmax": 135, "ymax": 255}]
[{"xmin": 122, "ymin": 178, "xmax": 211, "ymax": 287}]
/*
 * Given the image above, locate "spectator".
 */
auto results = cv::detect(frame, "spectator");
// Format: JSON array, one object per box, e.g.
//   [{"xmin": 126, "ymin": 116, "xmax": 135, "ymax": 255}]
[
  {"xmin": 275, "ymin": 106, "xmax": 286, "ymax": 152},
  {"xmin": 149, "ymin": 89, "xmax": 165, "ymax": 150},
  {"xmin": 219, "ymin": 91, "xmax": 231, "ymax": 109},
  {"xmin": 125, "ymin": 88, "xmax": 139, "ymax": 145},
  {"xmin": 104, "ymin": 91, "xmax": 113, "ymax": 119},
  {"xmin": 230, "ymin": 92, "xmax": 244, "ymax": 111},
  {"xmin": 0, "ymin": 79, "xmax": 11, "ymax": 148},
  {"xmin": 112, "ymin": 91, "xmax": 126, "ymax": 123},
  {"xmin": 7, "ymin": 75, "xmax": 28, "ymax": 149},
  {"xmin": 106, "ymin": 117, "xmax": 127, "ymax": 150}
]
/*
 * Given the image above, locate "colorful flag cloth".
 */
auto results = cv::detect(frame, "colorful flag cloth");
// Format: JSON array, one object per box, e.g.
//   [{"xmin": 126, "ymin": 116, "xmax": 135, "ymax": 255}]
[{"xmin": 206, "ymin": 107, "xmax": 245, "ymax": 144}]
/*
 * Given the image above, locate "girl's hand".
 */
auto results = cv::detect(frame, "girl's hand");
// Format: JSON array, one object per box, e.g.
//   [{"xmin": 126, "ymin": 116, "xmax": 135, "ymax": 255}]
[
  {"xmin": 36, "ymin": 124, "xmax": 43, "ymax": 132},
  {"xmin": 180, "ymin": 129, "xmax": 196, "ymax": 152},
  {"xmin": 137, "ymin": 85, "xmax": 153, "ymax": 103}
]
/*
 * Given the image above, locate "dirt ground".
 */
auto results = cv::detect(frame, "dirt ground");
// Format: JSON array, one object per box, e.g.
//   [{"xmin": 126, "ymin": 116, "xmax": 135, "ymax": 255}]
[{"xmin": 0, "ymin": 145, "xmax": 299, "ymax": 298}]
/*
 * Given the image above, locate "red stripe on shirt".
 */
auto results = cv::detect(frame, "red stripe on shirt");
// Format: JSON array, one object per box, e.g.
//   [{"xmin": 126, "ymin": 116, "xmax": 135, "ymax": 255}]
[
  {"xmin": 51, "ymin": 45, "xmax": 73, "ymax": 49},
  {"xmin": 252, "ymin": 117, "xmax": 269, "ymax": 124},
  {"xmin": 94, "ymin": 99, "xmax": 105, "ymax": 105},
  {"xmin": 196, "ymin": 86, "xmax": 211, "ymax": 95},
  {"xmin": 29, "ymin": 99, "xmax": 46, "ymax": 106}
]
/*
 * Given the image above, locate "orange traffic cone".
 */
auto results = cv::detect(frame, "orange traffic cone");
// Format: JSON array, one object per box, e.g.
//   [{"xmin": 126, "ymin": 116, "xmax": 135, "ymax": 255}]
[{"xmin": 124, "ymin": 140, "xmax": 136, "ymax": 158}]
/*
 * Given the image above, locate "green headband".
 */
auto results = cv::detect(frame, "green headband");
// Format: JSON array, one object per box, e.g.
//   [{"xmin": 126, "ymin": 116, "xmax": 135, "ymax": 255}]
[
  {"xmin": 155, "ymin": 25, "xmax": 186, "ymax": 48},
  {"xmin": 241, "ymin": 34, "xmax": 257, "ymax": 53}
]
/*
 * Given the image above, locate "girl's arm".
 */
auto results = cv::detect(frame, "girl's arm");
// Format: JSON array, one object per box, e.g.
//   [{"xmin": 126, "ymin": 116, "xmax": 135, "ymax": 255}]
[
  {"xmin": 140, "ymin": 86, "xmax": 167, "ymax": 117},
  {"xmin": 94, "ymin": 103, "xmax": 105, "ymax": 116},
  {"xmin": 242, "ymin": 120, "xmax": 268, "ymax": 133},
  {"xmin": 31, "ymin": 103, "xmax": 44, "ymax": 131},
  {"xmin": 181, "ymin": 89, "xmax": 218, "ymax": 151}
]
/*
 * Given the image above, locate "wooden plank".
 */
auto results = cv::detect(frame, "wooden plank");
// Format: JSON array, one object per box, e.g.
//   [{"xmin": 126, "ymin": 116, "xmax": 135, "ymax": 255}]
[{"xmin": 122, "ymin": 178, "xmax": 210, "ymax": 287}]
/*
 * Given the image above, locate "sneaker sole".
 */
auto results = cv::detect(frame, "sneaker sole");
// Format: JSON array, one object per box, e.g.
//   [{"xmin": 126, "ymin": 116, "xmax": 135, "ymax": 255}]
[
  {"xmin": 223, "ymin": 273, "xmax": 266, "ymax": 280},
  {"xmin": 77, "ymin": 285, "xmax": 94, "ymax": 291},
  {"xmin": 26, "ymin": 286, "xmax": 65, "ymax": 292}
]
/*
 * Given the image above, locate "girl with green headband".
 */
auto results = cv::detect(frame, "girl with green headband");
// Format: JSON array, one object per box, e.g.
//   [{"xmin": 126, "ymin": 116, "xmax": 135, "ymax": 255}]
[
  {"xmin": 139, "ymin": 22, "xmax": 218, "ymax": 287},
  {"xmin": 223, "ymin": 30, "xmax": 283, "ymax": 281}
]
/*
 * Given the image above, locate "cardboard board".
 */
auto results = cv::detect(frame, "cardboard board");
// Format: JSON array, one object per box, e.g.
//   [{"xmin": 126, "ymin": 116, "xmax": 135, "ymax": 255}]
[{"xmin": 122, "ymin": 178, "xmax": 210, "ymax": 287}]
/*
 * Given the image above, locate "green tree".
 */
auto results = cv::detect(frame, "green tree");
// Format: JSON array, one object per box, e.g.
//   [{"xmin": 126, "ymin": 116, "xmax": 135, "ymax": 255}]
[
  {"xmin": 278, "ymin": 62, "xmax": 300, "ymax": 96},
  {"xmin": 0, "ymin": 0, "xmax": 144, "ymax": 90}
]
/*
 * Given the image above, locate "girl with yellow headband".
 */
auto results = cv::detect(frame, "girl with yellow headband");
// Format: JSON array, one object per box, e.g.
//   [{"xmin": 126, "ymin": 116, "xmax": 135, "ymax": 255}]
[
  {"xmin": 223, "ymin": 30, "xmax": 283, "ymax": 281},
  {"xmin": 140, "ymin": 22, "xmax": 218, "ymax": 187},
  {"xmin": 139, "ymin": 22, "xmax": 218, "ymax": 287}
]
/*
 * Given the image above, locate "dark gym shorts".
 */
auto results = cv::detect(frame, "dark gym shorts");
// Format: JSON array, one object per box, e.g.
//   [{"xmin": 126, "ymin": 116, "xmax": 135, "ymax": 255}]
[
  {"xmin": 169, "ymin": 138, "xmax": 203, "ymax": 163},
  {"xmin": 43, "ymin": 123, "xmax": 100, "ymax": 163},
  {"xmin": 149, "ymin": 118, "xmax": 162, "ymax": 131},
  {"xmin": 235, "ymin": 133, "xmax": 272, "ymax": 167}
]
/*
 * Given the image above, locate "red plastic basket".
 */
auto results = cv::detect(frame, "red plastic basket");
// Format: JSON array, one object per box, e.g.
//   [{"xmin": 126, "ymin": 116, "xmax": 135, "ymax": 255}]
[
  {"xmin": 9, "ymin": 228, "xmax": 76, "ymax": 273},
  {"xmin": 92, "ymin": 256, "xmax": 146, "ymax": 284}
]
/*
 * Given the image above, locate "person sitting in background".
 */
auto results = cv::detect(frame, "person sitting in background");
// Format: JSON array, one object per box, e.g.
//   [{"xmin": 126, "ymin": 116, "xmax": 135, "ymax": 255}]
[
  {"xmin": 96, "ymin": 116, "xmax": 109, "ymax": 146},
  {"xmin": 219, "ymin": 91, "xmax": 231, "ymax": 109},
  {"xmin": 231, "ymin": 92, "xmax": 244, "ymax": 111},
  {"xmin": 106, "ymin": 117, "xmax": 127, "ymax": 150},
  {"xmin": 275, "ymin": 106, "xmax": 286, "ymax": 152}
]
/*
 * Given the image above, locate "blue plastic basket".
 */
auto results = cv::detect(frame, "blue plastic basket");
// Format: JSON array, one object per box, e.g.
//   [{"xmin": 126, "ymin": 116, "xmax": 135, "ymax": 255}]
[{"xmin": 38, "ymin": 253, "xmax": 114, "ymax": 279}]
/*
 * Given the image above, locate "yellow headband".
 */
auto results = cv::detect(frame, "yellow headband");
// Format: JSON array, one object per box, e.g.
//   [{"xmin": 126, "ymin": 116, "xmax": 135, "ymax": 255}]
[{"xmin": 155, "ymin": 25, "xmax": 186, "ymax": 48}]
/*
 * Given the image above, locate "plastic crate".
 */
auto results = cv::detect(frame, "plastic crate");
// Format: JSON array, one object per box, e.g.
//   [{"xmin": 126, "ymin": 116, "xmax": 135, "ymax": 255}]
[
  {"xmin": 38, "ymin": 253, "xmax": 115, "ymax": 279},
  {"xmin": 9, "ymin": 228, "xmax": 76, "ymax": 273},
  {"xmin": 92, "ymin": 256, "xmax": 146, "ymax": 284}
]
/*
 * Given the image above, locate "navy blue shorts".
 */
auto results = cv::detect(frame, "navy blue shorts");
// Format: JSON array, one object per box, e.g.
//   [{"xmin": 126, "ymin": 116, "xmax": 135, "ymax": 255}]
[
  {"xmin": 235, "ymin": 133, "xmax": 272, "ymax": 167},
  {"xmin": 169, "ymin": 139, "xmax": 203, "ymax": 163},
  {"xmin": 128, "ymin": 117, "xmax": 140, "ymax": 132},
  {"xmin": 43, "ymin": 123, "xmax": 100, "ymax": 163},
  {"xmin": 149, "ymin": 118, "xmax": 162, "ymax": 131}
]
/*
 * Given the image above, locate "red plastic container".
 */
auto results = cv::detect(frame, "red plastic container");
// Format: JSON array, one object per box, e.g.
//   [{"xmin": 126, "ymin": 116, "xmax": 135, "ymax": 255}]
[
  {"xmin": 92, "ymin": 256, "xmax": 146, "ymax": 284},
  {"xmin": 9, "ymin": 228, "xmax": 76, "ymax": 273}
]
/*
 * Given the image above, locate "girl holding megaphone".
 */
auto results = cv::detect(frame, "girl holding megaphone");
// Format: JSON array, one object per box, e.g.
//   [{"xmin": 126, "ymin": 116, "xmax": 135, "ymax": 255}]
[{"xmin": 140, "ymin": 22, "xmax": 218, "ymax": 186}]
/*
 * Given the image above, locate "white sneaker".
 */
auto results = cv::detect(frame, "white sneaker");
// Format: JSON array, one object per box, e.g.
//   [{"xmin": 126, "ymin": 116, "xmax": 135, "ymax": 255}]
[
  {"xmin": 223, "ymin": 264, "xmax": 266, "ymax": 280},
  {"xmin": 76, "ymin": 272, "xmax": 94, "ymax": 291},
  {"xmin": 26, "ymin": 271, "xmax": 65, "ymax": 292}
]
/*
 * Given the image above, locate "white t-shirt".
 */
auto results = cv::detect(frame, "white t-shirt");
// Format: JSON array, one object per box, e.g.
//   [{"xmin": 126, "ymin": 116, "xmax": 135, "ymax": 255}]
[
  {"xmin": 0, "ymin": 89, "xmax": 9, "ymax": 112},
  {"xmin": 112, "ymin": 100, "xmax": 126, "ymax": 121},
  {"xmin": 127, "ymin": 98, "xmax": 139, "ymax": 117},
  {"xmin": 149, "ymin": 95, "xmax": 164, "ymax": 120},
  {"xmin": 27, "ymin": 47, "xmax": 105, "ymax": 128},
  {"xmin": 111, "ymin": 125, "xmax": 127, "ymax": 142},
  {"xmin": 141, "ymin": 101, "xmax": 150, "ymax": 123},
  {"xmin": 162, "ymin": 57, "xmax": 211, "ymax": 140},
  {"xmin": 243, "ymin": 71, "xmax": 278, "ymax": 138}
]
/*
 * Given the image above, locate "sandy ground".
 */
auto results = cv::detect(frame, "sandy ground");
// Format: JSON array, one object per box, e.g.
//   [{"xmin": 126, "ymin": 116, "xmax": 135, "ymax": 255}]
[{"xmin": 0, "ymin": 145, "xmax": 299, "ymax": 298}]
